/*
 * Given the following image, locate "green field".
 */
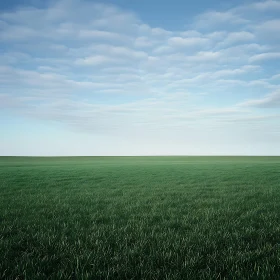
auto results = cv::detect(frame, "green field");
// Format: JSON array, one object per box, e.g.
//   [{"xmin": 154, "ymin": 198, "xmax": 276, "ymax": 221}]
[{"xmin": 1, "ymin": 156, "xmax": 280, "ymax": 279}]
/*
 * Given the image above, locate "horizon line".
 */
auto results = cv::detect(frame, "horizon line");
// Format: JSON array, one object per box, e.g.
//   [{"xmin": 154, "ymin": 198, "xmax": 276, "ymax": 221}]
[{"xmin": 1, "ymin": 155, "xmax": 280, "ymax": 157}]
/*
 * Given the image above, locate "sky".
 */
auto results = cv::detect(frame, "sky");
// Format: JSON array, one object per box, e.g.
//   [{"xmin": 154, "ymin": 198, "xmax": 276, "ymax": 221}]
[{"xmin": 0, "ymin": 0, "xmax": 280, "ymax": 156}]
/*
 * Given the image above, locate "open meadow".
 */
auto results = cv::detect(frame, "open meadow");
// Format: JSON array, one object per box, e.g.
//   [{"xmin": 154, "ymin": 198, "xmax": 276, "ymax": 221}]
[{"xmin": 1, "ymin": 156, "xmax": 280, "ymax": 279}]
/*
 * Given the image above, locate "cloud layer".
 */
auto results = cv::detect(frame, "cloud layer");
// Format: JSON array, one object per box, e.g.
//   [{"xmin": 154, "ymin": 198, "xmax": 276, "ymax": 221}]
[{"xmin": 0, "ymin": 0, "xmax": 280, "ymax": 155}]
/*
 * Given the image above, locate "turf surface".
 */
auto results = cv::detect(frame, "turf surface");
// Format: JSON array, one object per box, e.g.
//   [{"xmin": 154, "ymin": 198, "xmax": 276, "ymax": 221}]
[{"xmin": 1, "ymin": 156, "xmax": 280, "ymax": 279}]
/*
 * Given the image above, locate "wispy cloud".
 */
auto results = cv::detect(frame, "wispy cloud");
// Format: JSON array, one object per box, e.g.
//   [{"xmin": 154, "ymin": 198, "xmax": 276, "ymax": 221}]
[
  {"xmin": 239, "ymin": 91, "xmax": 280, "ymax": 108},
  {"xmin": 249, "ymin": 52, "xmax": 280, "ymax": 63}
]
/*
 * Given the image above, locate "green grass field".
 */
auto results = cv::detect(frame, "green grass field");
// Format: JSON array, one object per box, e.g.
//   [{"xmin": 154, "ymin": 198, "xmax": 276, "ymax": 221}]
[{"xmin": 1, "ymin": 156, "xmax": 280, "ymax": 279}]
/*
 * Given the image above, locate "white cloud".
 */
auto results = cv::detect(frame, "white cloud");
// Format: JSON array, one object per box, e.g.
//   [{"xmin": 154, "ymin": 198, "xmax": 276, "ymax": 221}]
[
  {"xmin": 194, "ymin": 10, "xmax": 249, "ymax": 29},
  {"xmin": 78, "ymin": 30, "xmax": 125, "ymax": 40},
  {"xmin": 256, "ymin": 19, "xmax": 280, "ymax": 33},
  {"xmin": 270, "ymin": 74, "xmax": 280, "ymax": 80},
  {"xmin": 0, "ymin": 26, "xmax": 38, "ymax": 40},
  {"xmin": 152, "ymin": 45, "xmax": 172, "ymax": 54},
  {"xmin": 138, "ymin": 24, "xmax": 172, "ymax": 37},
  {"xmin": 168, "ymin": 36, "xmax": 209, "ymax": 48},
  {"xmin": 95, "ymin": 45, "xmax": 147, "ymax": 59},
  {"xmin": 249, "ymin": 52, "xmax": 280, "ymax": 62},
  {"xmin": 239, "ymin": 91, "xmax": 280, "ymax": 108},
  {"xmin": 250, "ymin": 0, "xmax": 280, "ymax": 11},
  {"xmin": 253, "ymin": 19, "xmax": 280, "ymax": 43},
  {"xmin": 134, "ymin": 37, "xmax": 154, "ymax": 48},
  {"xmin": 179, "ymin": 30, "xmax": 202, "ymax": 37},
  {"xmin": 189, "ymin": 51, "xmax": 222, "ymax": 62},
  {"xmin": 219, "ymin": 31, "xmax": 255, "ymax": 47}
]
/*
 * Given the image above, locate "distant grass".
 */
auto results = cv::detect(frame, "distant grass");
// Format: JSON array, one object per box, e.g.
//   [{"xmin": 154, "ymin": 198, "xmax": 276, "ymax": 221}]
[{"xmin": 1, "ymin": 156, "xmax": 280, "ymax": 279}]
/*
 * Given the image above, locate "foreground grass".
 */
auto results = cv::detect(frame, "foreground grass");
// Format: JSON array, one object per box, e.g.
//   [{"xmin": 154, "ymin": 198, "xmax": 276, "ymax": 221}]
[{"xmin": 1, "ymin": 156, "xmax": 280, "ymax": 279}]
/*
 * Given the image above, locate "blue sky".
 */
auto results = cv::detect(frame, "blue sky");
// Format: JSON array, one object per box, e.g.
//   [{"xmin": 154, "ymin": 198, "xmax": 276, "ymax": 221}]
[{"xmin": 0, "ymin": 0, "xmax": 280, "ymax": 156}]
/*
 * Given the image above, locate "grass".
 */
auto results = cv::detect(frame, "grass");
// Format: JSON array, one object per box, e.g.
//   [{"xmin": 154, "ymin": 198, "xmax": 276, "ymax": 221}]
[{"xmin": 1, "ymin": 156, "xmax": 280, "ymax": 279}]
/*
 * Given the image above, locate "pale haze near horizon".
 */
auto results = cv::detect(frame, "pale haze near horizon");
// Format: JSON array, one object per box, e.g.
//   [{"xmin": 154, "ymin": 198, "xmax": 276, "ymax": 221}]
[{"xmin": 0, "ymin": 0, "xmax": 280, "ymax": 156}]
